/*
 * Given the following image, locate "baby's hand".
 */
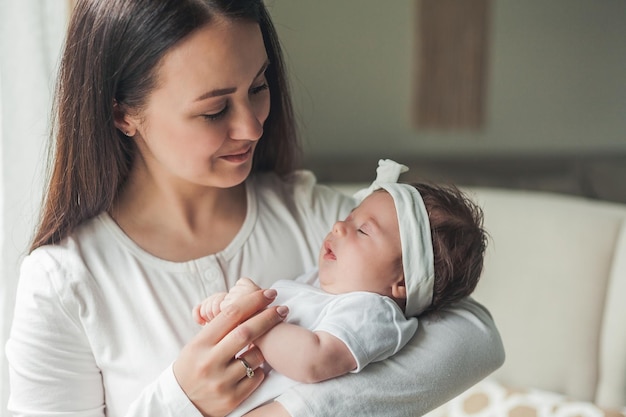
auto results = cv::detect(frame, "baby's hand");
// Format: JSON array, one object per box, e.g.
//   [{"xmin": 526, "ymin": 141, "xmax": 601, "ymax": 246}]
[
  {"xmin": 222, "ymin": 278, "xmax": 262, "ymax": 309},
  {"xmin": 192, "ymin": 278, "xmax": 263, "ymax": 325},
  {"xmin": 192, "ymin": 292, "xmax": 227, "ymax": 325}
]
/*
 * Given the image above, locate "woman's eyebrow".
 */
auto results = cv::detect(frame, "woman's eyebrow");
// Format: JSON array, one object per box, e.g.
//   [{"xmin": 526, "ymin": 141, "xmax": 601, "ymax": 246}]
[
  {"xmin": 255, "ymin": 60, "xmax": 270, "ymax": 79},
  {"xmin": 194, "ymin": 87, "xmax": 236, "ymax": 101},
  {"xmin": 193, "ymin": 60, "xmax": 270, "ymax": 102}
]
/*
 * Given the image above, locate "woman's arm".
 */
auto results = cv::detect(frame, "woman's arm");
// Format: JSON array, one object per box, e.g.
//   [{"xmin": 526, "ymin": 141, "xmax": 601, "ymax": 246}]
[
  {"xmin": 7, "ymin": 252, "xmax": 287, "ymax": 417},
  {"xmin": 276, "ymin": 298, "xmax": 505, "ymax": 417},
  {"xmin": 7, "ymin": 254, "xmax": 108, "ymax": 416}
]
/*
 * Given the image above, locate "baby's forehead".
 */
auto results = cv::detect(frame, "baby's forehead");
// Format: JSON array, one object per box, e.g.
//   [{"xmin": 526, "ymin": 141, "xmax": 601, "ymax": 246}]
[
  {"xmin": 354, "ymin": 192, "xmax": 403, "ymax": 231},
  {"xmin": 358, "ymin": 190, "xmax": 398, "ymax": 213}
]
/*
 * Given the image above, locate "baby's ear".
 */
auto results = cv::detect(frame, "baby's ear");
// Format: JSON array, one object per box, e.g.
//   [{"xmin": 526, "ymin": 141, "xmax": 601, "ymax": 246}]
[{"xmin": 391, "ymin": 278, "xmax": 407, "ymax": 300}]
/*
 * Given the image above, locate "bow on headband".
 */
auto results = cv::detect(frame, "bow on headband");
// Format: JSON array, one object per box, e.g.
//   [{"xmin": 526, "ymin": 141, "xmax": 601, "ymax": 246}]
[{"xmin": 354, "ymin": 159, "xmax": 435, "ymax": 316}]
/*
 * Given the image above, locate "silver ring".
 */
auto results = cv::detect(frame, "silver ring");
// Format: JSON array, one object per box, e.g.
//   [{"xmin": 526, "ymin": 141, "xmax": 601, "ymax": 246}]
[{"xmin": 238, "ymin": 358, "xmax": 254, "ymax": 378}]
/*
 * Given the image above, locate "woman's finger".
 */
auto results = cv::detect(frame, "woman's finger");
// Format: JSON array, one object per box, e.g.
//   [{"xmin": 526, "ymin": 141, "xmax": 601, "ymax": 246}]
[
  {"xmin": 231, "ymin": 362, "xmax": 266, "ymax": 405},
  {"xmin": 222, "ymin": 344, "xmax": 265, "ymax": 383},
  {"xmin": 236, "ymin": 345, "xmax": 265, "ymax": 372},
  {"xmin": 216, "ymin": 303, "xmax": 288, "ymax": 360},
  {"xmin": 233, "ymin": 357, "xmax": 257, "ymax": 381}
]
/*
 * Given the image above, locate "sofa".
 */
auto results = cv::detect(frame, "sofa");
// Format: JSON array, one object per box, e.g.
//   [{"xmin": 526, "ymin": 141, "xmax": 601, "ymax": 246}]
[{"xmin": 331, "ymin": 184, "xmax": 626, "ymax": 417}]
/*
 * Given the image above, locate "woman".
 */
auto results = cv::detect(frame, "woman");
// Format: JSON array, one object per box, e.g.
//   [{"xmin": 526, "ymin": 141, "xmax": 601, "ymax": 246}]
[{"xmin": 6, "ymin": 1, "xmax": 504, "ymax": 416}]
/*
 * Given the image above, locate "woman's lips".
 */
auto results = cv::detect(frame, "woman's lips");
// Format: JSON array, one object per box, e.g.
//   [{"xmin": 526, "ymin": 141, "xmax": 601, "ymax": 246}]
[{"xmin": 221, "ymin": 146, "xmax": 252, "ymax": 163}]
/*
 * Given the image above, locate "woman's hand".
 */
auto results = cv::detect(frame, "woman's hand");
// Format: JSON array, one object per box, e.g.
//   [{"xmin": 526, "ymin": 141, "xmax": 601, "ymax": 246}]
[{"xmin": 174, "ymin": 288, "xmax": 288, "ymax": 417}]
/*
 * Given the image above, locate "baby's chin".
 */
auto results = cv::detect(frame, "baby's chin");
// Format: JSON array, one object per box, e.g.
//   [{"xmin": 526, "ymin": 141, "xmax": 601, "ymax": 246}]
[
  {"xmin": 317, "ymin": 268, "xmax": 339, "ymax": 293},
  {"xmin": 317, "ymin": 266, "xmax": 329, "ymax": 284}
]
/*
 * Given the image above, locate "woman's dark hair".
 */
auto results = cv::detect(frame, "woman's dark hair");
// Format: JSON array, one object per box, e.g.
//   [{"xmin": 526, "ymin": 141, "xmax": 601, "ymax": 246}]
[
  {"xmin": 31, "ymin": 0, "xmax": 299, "ymax": 251},
  {"xmin": 414, "ymin": 183, "xmax": 488, "ymax": 314}
]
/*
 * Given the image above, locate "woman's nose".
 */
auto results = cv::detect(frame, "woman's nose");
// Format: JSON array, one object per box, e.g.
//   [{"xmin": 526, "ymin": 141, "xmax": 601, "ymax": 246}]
[
  {"xmin": 332, "ymin": 221, "xmax": 347, "ymax": 236},
  {"xmin": 229, "ymin": 104, "xmax": 264, "ymax": 141}
]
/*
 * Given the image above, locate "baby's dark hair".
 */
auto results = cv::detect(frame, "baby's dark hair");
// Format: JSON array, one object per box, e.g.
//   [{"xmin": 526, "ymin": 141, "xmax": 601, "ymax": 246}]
[{"xmin": 413, "ymin": 183, "xmax": 488, "ymax": 314}]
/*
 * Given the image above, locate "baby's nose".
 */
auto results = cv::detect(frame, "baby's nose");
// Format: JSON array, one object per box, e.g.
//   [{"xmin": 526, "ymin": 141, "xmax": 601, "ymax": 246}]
[{"xmin": 332, "ymin": 221, "xmax": 346, "ymax": 235}]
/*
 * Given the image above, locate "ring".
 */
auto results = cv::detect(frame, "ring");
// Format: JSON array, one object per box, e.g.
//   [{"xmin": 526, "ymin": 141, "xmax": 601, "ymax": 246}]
[{"xmin": 238, "ymin": 358, "xmax": 254, "ymax": 378}]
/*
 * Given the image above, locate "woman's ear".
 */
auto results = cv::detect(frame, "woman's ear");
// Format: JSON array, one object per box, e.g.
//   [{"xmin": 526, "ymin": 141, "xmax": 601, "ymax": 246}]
[{"xmin": 113, "ymin": 101, "xmax": 136, "ymax": 137}]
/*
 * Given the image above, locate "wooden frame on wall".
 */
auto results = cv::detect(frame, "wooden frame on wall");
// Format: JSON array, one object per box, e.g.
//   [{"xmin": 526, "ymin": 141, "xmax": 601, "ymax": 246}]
[{"xmin": 414, "ymin": 0, "xmax": 491, "ymax": 130}]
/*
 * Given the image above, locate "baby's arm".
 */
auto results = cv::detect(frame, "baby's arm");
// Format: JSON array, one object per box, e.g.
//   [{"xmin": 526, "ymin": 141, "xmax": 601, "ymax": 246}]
[
  {"xmin": 254, "ymin": 323, "xmax": 357, "ymax": 384},
  {"xmin": 195, "ymin": 278, "xmax": 357, "ymax": 383}
]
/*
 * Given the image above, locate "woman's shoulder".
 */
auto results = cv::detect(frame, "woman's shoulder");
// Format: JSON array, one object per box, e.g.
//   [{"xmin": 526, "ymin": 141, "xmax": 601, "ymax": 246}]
[
  {"xmin": 19, "ymin": 239, "xmax": 93, "ymax": 313},
  {"xmin": 24, "ymin": 213, "xmax": 114, "ymax": 284}
]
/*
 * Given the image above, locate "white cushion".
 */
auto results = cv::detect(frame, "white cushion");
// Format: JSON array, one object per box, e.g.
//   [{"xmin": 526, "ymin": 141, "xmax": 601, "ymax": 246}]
[{"xmin": 466, "ymin": 188, "xmax": 626, "ymax": 406}]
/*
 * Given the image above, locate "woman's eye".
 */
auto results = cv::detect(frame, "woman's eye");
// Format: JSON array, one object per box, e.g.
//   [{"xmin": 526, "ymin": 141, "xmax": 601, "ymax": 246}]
[
  {"xmin": 250, "ymin": 83, "xmax": 269, "ymax": 95},
  {"xmin": 203, "ymin": 105, "xmax": 228, "ymax": 121}
]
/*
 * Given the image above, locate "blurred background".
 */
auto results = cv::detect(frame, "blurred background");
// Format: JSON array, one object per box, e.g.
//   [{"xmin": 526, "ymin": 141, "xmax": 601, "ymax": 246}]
[{"xmin": 268, "ymin": 0, "xmax": 626, "ymax": 202}]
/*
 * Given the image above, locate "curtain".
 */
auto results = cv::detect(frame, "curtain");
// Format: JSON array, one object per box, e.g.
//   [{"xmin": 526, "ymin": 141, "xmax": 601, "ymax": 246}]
[
  {"xmin": 0, "ymin": 1, "xmax": 69, "ymax": 414},
  {"xmin": 414, "ymin": 0, "xmax": 491, "ymax": 130}
]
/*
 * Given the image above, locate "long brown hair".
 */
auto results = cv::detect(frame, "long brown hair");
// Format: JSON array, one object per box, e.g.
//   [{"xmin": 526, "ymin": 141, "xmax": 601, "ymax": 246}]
[{"xmin": 31, "ymin": 0, "xmax": 299, "ymax": 252}]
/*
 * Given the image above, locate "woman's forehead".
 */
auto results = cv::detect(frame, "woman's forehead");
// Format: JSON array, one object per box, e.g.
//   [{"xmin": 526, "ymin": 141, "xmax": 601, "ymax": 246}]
[{"xmin": 152, "ymin": 19, "xmax": 267, "ymax": 102}]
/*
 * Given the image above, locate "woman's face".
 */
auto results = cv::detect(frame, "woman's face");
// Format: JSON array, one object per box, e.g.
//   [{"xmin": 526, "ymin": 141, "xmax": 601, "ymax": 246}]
[{"xmin": 120, "ymin": 18, "xmax": 270, "ymax": 189}]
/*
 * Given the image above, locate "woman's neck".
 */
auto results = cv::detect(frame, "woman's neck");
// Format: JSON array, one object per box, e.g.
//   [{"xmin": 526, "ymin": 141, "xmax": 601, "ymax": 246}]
[{"xmin": 110, "ymin": 167, "xmax": 248, "ymax": 262}]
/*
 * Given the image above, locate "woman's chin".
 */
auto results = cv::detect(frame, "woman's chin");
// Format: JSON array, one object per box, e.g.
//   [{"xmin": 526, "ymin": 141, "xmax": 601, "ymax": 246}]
[{"xmin": 207, "ymin": 159, "xmax": 254, "ymax": 188}]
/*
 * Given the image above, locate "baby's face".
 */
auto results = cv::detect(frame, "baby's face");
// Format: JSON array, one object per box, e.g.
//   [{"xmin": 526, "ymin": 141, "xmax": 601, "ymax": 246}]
[{"xmin": 318, "ymin": 191, "xmax": 404, "ymax": 296}]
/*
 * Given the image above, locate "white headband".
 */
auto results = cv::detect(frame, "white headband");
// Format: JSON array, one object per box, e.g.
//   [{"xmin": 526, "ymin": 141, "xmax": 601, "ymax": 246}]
[{"xmin": 354, "ymin": 159, "xmax": 435, "ymax": 316}]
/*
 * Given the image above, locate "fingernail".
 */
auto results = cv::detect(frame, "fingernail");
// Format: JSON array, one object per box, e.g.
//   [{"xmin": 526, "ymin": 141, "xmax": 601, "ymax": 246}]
[
  {"xmin": 276, "ymin": 305, "xmax": 289, "ymax": 318},
  {"xmin": 264, "ymin": 289, "xmax": 277, "ymax": 299}
]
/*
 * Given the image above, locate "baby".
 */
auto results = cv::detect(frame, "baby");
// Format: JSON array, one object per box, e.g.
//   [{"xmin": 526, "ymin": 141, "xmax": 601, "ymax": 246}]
[{"xmin": 194, "ymin": 159, "xmax": 488, "ymax": 417}]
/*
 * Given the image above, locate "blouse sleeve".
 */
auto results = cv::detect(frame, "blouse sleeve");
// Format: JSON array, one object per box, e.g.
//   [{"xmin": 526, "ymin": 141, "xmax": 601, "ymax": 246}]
[
  {"xmin": 276, "ymin": 298, "xmax": 505, "ymax": 417},
  {"xmin": 7, "ymin": 253, "xmax": 105, "ymax": 416},
  {"xmin": 6, "ymin": 251, "xmax": 202, "ymax": 417}
]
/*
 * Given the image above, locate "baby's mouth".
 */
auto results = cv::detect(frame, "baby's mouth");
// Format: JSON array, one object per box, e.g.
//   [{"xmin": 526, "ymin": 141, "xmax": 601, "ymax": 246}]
[{"xmin": 323, "ymin": 241, "xmax": 336, "ymax": 260}]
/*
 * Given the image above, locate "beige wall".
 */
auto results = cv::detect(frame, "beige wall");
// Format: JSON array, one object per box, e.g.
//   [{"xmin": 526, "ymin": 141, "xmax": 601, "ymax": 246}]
[{"xmin": 267, "ymin": 0, "xmax": 626, "ymax": 158}]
